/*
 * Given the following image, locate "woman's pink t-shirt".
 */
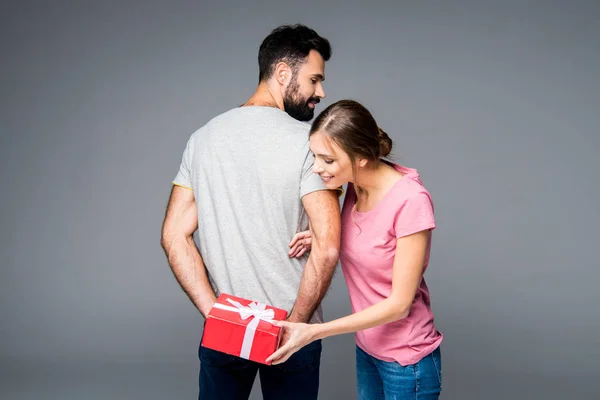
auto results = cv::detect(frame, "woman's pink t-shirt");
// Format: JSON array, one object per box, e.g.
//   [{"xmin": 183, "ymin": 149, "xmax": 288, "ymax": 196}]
[{"xmin": 340, "ymin": 164, "xmax": 442, "ymax": 366}]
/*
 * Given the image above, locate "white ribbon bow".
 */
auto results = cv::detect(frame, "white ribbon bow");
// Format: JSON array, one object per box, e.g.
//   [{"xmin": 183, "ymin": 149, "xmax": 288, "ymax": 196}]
[
  {"xmin": 212, "ymin": 298, "xmax": 276, "ymax": 359},
  {"xmin": 225, "ymin": 298, "xmax": 275, "ymax": 322}
]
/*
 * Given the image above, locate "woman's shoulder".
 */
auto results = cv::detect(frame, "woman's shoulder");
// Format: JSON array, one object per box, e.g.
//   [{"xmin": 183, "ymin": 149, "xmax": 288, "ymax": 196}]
[{"xmin": 390, "ymin": 164, "xmax": 432, "ymax": 202}]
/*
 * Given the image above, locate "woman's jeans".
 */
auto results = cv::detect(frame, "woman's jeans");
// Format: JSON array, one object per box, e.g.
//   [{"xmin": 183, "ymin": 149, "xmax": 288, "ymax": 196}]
[{"xmin": 356, "ymin": 345, "xmax": 442, "ymax": 400}]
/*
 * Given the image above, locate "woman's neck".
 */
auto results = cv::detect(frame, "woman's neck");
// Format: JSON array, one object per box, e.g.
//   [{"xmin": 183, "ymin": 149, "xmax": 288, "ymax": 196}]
[
  {"xmin": 353, "ymin": 162, "xmax": 403, "ymax": 208},
  {"xmin": 354, "ymin": 162, "xmax": 394, "ymax": 194}
]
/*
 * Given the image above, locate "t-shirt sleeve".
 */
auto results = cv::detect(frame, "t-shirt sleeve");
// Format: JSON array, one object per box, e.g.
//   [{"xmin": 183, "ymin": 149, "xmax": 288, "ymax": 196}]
[
  {"xmin": 299, "ymin": 149, "xmax": 328, "ymax": 198},
  {"xmin": 172, "ymin": 134, "xmax": 195, "ymax": 190},
  {"xmin": 393, "ymin": 191, "xmax": 436, "ymax": 238}
]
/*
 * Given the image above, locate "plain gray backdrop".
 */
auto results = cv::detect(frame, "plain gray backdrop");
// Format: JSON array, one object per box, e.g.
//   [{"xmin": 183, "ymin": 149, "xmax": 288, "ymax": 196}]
[{"xmin": 1, "ymin": 1, "xmax": 599, "ymax": 399}]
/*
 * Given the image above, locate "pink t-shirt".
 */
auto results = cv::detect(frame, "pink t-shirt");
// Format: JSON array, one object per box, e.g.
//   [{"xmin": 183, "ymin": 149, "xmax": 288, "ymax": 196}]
[{"xmin": 340, "ymin": 163, "xmax": 443, "ymax": 366}]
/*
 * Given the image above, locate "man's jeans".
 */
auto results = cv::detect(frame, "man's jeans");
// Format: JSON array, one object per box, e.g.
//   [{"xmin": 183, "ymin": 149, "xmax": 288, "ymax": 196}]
[
  {"xmin": 198, "ymin": 340, "xmax": 322, "ymax": 400},
  {"xmin": 356, "ymin": 345, "xmax": 442, "ymax": 400}
]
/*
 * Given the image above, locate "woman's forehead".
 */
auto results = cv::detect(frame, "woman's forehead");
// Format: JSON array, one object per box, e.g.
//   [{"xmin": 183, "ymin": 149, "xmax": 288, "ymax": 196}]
[{"xmin": 310, "ymin": 131, "xmax": 342, "ymax": 157}]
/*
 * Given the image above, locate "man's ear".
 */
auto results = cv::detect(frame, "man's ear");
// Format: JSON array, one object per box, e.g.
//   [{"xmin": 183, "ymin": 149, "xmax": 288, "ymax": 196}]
[{"xmin": 274, "ymin": 62, "xmax": 292, "ymax": 86}]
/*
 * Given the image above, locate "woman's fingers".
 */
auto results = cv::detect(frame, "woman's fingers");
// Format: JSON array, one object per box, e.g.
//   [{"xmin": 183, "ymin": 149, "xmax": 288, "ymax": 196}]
[
  {"xmin": 288, "ymin": 238, "xmax": 311, "ymax": 257},
  {"xmin": 289, "ymin": 231, "xmax": 311, "ymax": 247},
  {"xmin": 267, "ymin": 321, "xmax": 295, "ymax": 364},
  {"xmin": 266, "ymin": 344, "xmax": 290, "ymax": 364},
  {"xmin": 288, "ymin": 243, "xmax": 300, "ymax": 257},
  {"xmin": 289, "ymin": 231, "xmax": 312, "ymax": 257},
  {"xmin": 295, "ymin": 248, "xmax": 307, "ymax": 258},
  {"xmin": 267, "ymin": 341, "xmax": 296, "ymax": 365}
]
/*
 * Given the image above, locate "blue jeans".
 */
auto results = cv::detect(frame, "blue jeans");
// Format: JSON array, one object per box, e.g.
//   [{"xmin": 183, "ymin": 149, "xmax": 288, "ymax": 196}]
[
  {"xmin": 198, "ymin": 339, "xmax": 322, "ymax": 400},
  {"xmin": 356, "ymin": 345, "xmax": 442, "ymax": 400}
]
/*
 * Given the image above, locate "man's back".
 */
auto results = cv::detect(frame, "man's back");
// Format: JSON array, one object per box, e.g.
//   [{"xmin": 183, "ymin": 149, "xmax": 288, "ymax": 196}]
[{"xmin": 173, "ymin": 106, "xmax": 326, "ymax": 322}]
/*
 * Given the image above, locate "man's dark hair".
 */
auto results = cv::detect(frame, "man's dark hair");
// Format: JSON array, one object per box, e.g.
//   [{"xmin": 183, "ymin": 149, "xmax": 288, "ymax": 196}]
[{"xmin": 258, "ymin": 24, "xmax": 332, "ymax": 82}]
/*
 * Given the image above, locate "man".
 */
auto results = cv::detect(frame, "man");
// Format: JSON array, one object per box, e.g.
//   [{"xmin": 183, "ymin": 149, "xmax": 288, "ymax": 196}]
[{"xmin": 160, "ymin": 24, "xmax": 341, "ymax": 400}]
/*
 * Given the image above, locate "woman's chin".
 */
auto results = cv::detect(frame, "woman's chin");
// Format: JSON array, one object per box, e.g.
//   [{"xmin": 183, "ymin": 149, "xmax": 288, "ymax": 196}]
[{"xmin": 324, "ymin": 180, "xmax": 339, "ymax": 190}]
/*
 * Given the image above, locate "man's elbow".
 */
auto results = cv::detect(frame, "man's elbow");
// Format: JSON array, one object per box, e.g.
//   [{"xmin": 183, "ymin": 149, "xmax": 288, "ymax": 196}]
[
  {"xmin": 313, "ymin": 245, "xmax": 339, "ymax": 269},
  {"xmin": 160, "ymin": 229, "xmax": 178, "ymax": 253},
  {"xmin": 324, "ymin": 246, "xmax": 340, "ymax": 267},
  {"xmin": 160, "ymin": 233, "xmax": 171, "ymax": 253},
  {"xmin": 162, "ymin": 229, "xmax": 194, "ymax": 252}
]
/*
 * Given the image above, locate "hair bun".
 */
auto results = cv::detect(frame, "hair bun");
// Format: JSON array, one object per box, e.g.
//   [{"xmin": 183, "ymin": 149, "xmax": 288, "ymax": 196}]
[{"xmin": 377, "ymin": 127, "xmax": 393, "ymax": 158}]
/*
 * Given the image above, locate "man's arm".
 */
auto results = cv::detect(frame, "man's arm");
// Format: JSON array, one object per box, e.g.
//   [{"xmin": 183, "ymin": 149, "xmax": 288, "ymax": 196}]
[
  {"xmin": 288, "ymin": 190, "xmax": 341, "ymax": 323},
  {"xmin": 160, "ymin": 185, "xmax": 216, "ymax": 317}
]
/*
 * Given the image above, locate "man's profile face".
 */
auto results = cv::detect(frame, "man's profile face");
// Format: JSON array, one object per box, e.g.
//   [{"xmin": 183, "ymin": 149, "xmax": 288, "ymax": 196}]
[{"xmin": 283, "ymin": 50, "xmax": 326, "ymax": 122}]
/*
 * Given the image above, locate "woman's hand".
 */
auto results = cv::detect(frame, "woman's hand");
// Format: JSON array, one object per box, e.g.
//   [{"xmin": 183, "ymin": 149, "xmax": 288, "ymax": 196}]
[
  {"xmin": 288, "ymin": 230, "xmax": 312, "ymax": 258},
  {"xmin": 266, "ymin": 321, "xmax": 320, "ymax": 365}
]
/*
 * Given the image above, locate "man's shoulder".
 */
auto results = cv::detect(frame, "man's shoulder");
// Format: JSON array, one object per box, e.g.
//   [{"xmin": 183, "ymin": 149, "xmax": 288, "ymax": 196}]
[
  {"xmin": 190, "ymin": 107, "xmax": 311, "ymax": 149},
  {"xmin": 217, "ymin": 106, "xmax": 310, "ymax": 132},
  {"xmin": 277, "ymin": 113, "xmax": 311, "ymax": 131},
  {"xmin": 203, "ymin": 107, "xmax": 243, "ymax": 128},
  {"xmin": 184, "ymin": 108, "xmax": 242, "ymax": 140}
]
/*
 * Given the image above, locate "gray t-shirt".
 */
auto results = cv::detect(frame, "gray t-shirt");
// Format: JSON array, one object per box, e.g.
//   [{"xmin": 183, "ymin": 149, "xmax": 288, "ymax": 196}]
[{"xmin": 173, "ymin": 106, "xmax": 327, "ymax": 323}]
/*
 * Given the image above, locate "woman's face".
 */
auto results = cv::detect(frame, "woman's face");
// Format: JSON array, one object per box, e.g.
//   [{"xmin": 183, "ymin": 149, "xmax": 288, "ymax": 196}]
[{"xmin": 309, "ymin": 130, "xmax": 355, "ymax": 189}]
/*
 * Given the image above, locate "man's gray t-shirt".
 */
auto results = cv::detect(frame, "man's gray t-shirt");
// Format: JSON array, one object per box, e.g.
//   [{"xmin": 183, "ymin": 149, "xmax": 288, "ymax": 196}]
[{"xmin": 173, "ymin": 106, "xmax": 327, "ymax": 323}]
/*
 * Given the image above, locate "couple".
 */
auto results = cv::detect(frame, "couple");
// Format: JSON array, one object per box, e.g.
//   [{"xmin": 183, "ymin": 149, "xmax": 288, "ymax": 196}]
[{"xmin": 161, "ymin": 24, "xmax": 442, "ymax": 400}]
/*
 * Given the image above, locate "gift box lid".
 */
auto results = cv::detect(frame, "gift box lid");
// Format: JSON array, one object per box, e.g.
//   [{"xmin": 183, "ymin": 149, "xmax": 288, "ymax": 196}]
[{"xmin": 208, "ymin": 293, "xmax": 288, "ymax": 335}]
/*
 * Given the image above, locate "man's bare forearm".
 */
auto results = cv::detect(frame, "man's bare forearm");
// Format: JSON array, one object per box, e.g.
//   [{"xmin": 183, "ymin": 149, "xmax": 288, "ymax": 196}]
[
  {"xmin": 288, "ymin": 246, "xmax": 339, "ymax": 323},
  {"xmin": 161, "ymin": 235, "xmax": 216, "ymax": 317},
  {"xmin": 289, "ymin": 189, "xmax": 341, "ymax": 323}
]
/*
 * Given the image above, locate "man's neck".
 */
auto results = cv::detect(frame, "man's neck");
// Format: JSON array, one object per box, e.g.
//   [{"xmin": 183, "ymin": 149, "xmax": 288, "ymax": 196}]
[{"xmin": 242, "ymin": 82, "xmax": 283, "ymax": 110}]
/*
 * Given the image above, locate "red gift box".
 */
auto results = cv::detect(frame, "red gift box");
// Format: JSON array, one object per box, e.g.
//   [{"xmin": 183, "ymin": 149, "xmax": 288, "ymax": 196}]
[{"xmin": 201, "ymin": 294, "xmax": 288, "ymax": 365}]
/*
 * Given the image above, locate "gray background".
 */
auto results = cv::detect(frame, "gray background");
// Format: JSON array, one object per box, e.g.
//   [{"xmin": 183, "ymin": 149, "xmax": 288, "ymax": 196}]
[{"xmin": 1, "ymin": 1, "xmax": 599, "ymax": 399}]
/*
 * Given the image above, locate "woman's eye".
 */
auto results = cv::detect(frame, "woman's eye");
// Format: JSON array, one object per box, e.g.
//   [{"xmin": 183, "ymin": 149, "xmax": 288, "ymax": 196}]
[{"xmin": 325, "ymin": 159, "xmax": 334, "ymax": 164}]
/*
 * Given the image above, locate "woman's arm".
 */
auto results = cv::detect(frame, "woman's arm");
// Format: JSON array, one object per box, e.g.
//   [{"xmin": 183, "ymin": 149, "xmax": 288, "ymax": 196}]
[{"xmin": 267, "ymin": 229, "xmax": 431, "ymax": 364}]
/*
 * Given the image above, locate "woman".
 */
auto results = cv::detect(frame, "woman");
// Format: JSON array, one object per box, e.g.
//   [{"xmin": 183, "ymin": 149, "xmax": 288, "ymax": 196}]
[{"xmin": 267, "ymin": 100, "xmax": 443, "ymax": 399}]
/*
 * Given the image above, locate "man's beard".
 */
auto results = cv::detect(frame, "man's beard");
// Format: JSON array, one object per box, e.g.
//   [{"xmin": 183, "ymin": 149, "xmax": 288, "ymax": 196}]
[{"xmin": 283, "ymin": 78, "xmax": 320, "ymax": 122}]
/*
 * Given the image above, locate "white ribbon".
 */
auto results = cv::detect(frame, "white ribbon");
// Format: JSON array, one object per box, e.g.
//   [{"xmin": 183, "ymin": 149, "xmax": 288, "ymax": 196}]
[{"xmin": 212, "ymin": 298, "xmax": 276, "ymax": 359}]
